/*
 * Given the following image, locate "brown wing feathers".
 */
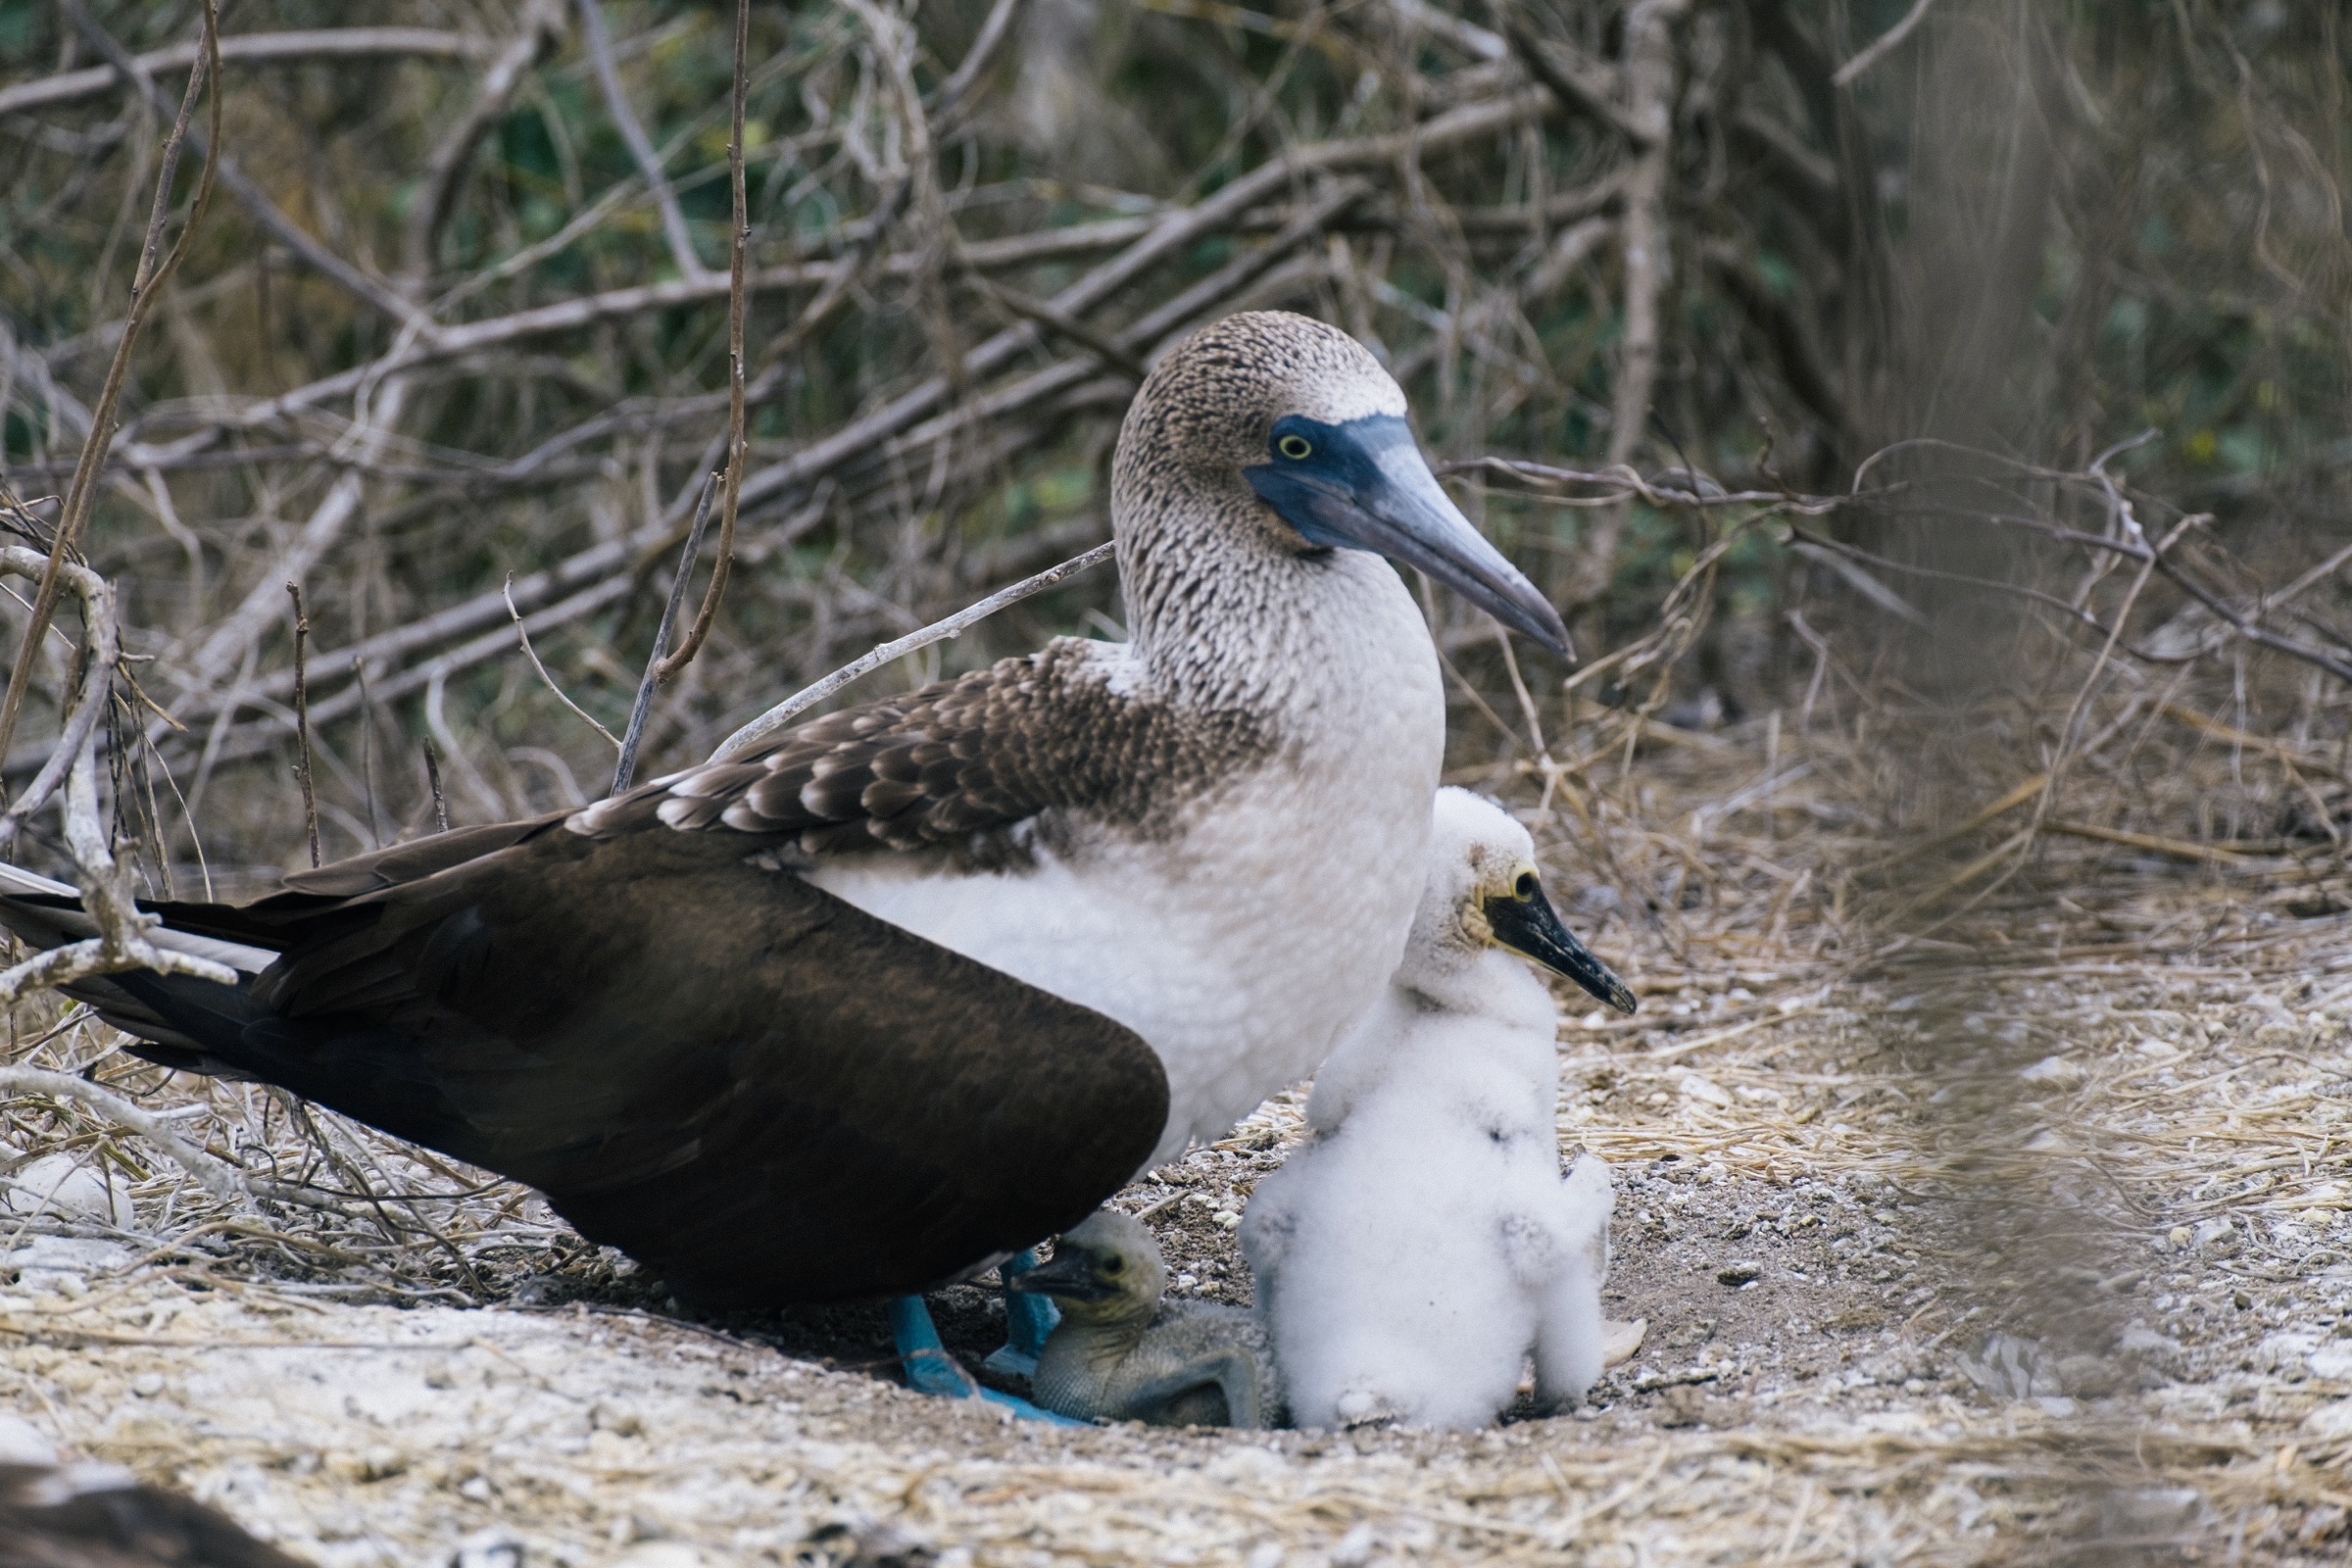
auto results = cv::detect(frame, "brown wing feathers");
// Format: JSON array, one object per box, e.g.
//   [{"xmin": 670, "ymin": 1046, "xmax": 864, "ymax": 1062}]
[
  {"xmin": 0, "ymin": 647, "xmax": 1225, "ymax": 1301},
  {"xmin": 0, "ymin": 662, "xmax": 1186, "ymax": 1301},
  {"xmin": 594, "ymin": 657, "xmax": 1070, "ymax": 852},
  {"xmin": 579, "ymin": 640, "xmax": 1266, "ymax": 858}
]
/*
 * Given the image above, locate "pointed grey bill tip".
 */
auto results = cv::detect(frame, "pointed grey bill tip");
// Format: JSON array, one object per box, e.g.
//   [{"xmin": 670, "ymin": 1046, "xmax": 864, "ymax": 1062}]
[
  {"xmin": 1484, "ymin": 882, "xmax": 1639, "ymax": 1015},
  {"xmin": 1244, "ymin": 414, "xmax": 1574, "ymax": 660},
  {"xmin": 1006, "ymin": 1250, "xmax": 1119, "ymax": 1301}
]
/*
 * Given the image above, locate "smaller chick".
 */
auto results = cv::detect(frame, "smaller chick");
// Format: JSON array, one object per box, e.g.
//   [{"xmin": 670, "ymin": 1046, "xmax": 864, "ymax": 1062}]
[
  {"xmin": 1243, "ymin": 788, "xmax": 1638, "ymax": 1431},
  {"xmin": 1012, "ymin": 1209, "xmax": 1286, "ymax": 1429}
]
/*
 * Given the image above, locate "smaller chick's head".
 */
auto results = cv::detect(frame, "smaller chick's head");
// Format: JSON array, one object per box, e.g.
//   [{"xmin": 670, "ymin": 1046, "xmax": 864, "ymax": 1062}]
[
  {"xmin": 1403, "ymin": 789, "xmax": 1638, "ymax": 1015},
  {"xmin": 1013, "ymin": 1208, "xmax": 1168, "ymax": 1326}
]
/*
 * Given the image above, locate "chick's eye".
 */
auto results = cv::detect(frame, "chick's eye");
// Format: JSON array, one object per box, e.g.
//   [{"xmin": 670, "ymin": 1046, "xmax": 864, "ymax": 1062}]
[
  {"xmin": 1276, "ymin": 433, "xmax": 1313, "ymax": 461},
  {"xmin": 1514, "ymin": 871, "xmax": 1538, "ymax": 900},
  {"xmin": 1102, "ymin": 1256, "xmax": 1124, "ymax": 1275}
]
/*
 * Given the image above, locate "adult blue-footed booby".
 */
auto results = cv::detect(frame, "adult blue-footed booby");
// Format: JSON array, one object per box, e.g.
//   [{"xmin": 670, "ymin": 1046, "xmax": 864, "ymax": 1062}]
[
  {"xmin": 1242, "ymin": 789, "xmax": 1634, "ymax": 1431},
  {"xmin": 0, "ymin": 312, "xmax": 1568, "ymax": 1322}
]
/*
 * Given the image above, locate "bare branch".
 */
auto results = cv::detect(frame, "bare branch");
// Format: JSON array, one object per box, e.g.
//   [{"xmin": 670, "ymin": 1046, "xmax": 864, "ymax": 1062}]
[
  {"xmin": 925, "ymin": 0, "xmax": 1025, "ymax": 124},
  {"xmin": 59, "ymin": 0, "xmax": 432, "ymax": 335},
  {"xmin": 0, "ymin": 1066, "xmax": 365, "ymax": 1216},
  {"xmin": 0, "ymin": 1, "xmax": 220, "ymax": 774},
  {"xmin": 649, "ymin": 0, "xmax": 751, "ymax": 682},
  {"xmin": 285, "ymin": 582, "xmax": 320, "ymax": 867},
  {"xmin": 612, "ymin": 472, "xmax": 718, "ymax": 793},
  {"xmin": 0, "ymin": 550, "xmax": 122, "ymax": 849},
  {"xmin": 1562, "ymin": 0, "xmax": 1689, "ymax": 611},
  {"xmin": 712, "ymin": 542, "xmax": 1117, "ymax": 763},
  {"xmin": 0, "ymin": 28, "xmax": 501, "ymax": 119},
  {"xmin": 574, "ymin": 0, "xmax": 707, "ymax": 282},
  {"xmin": 402, "ymin": 0, "xmax": 567, "ymax": 284},
  {"xmin": 505, "ymin": 574, "xmax": 619, "ymax": 755},
  {"xmin": 1834, "ymin": 0, "xmax": 1944, "ymax": 88}
]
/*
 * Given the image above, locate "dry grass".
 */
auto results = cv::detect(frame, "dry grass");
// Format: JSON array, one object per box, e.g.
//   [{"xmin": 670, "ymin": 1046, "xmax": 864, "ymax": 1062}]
[
  {"xmin": 7, "ymin": 3, "xmax": 2352, "ymax": 1560},
  {"xmin": 9, "ymin": 646, "xmax": 2352, "ymax": 1565}
]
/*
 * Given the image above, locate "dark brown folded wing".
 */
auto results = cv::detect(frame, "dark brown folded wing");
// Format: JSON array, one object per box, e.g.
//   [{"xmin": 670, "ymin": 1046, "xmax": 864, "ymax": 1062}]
[
  {"xmin": 37, "ymin": 820, "xmax": 1167, "ymax": 1304},
  {"xmin": 0, "ymin": 647, "xmax": 1261, "ymax": 1302}
]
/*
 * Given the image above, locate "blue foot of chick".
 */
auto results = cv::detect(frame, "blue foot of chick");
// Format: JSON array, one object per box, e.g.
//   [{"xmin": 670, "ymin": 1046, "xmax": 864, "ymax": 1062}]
[
  {"xmin": 981, "ymin": 1249, "xmax": 1061, "ymax": 1379},
  {"xmin": 886, "ymin": 1292, "xmax": 1085, "ymax": 1426}
]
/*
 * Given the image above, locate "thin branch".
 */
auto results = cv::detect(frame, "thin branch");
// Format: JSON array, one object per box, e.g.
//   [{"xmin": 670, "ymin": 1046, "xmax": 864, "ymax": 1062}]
[
  {"xmin": 1785, "ymin": 540, "xmax": 1928, "ymax": 626},
  {"xmin": 575, "ymin": 0, "xmax": 708, "ymax": 281},
  {"xmin": 0, "ymin": 1067, "xmax": 343, "ymax": 1214},
  {"xmin": 2146, "ymin": 541, "xmax": 2352, "ymax": 684},
  {"xmin": 965, "ymin": 274, "xmax": 1150, "ymax": 379},
  {"xmin": 0, "ymin": 550, "xmax": 121, "ymax": 849},
  {"xmin": 1563, "ymin": 0, "xmax": 1688, "ymax": 610},
  {"xmin": 0, "ymin": 554, "xmax": 245, "ymax": 1025},
  {"xmin": 402, "ymin": 0, "xmax": 566, "ymax": 284},
  {"xmin": 285, "ymin": 583, "xmax": 320, "ymax": 867},
  {"xmin": 175, "ymin": 372, "xmax": 419, "ymax": 695},
  {"xmin": 0, "ymin": 1, "xmax": 220, "ymax": 775},
  {"xmin": 1439, "ymin": 457, "xmax": 1832, "ymax": 511},
  {"xmin": 421, "ymin": 741, "xmax": 449, "ymax": 834},
  {"xmin": 924, "ymin": 0, "xmax": 1024, "ymax": 125},
  {"xmin": 505, "ymin": 574, "xmax": 618, "ymax": 754},
  {"xmin": 712, "ymin": 541, "xmax": 1116, "ymax": 762},
  {"xmin": 1834, "ymin": 0, "xmax": 1944, "ymax": 88},
  {"xmin": 61, "ymin": 1, "xmax": 433, "ymax": 336},
  {"xmin": 1505, "ymin": 22, "xmax": 1634, "ymax": 140},
  {"xmin": 0, "ymin": 28, "xmax": 501, "ymax": 119},
  {"xmin": 1786, "ymin": 525, "xmax": 2132, "ymax": 645},
  {"xmin": 650, "ymin": 0, "xmax": 750, "ymax": 682},
  {"xmin": 612, "ymin": 471, "xmax": 718, "ymax": 794}
]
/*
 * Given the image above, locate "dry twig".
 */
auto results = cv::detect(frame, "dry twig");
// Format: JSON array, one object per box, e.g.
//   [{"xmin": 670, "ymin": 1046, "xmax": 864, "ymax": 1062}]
[{"xmin": 0, "ymin": 0, "xmax": 220, "ymax": 772}]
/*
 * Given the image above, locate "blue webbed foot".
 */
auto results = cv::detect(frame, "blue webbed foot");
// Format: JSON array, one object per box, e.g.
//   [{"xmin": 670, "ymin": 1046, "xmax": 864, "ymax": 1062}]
[
  {"xmin": 887, "ymin": 1291, "xmax": 1085, "ymax": 1426},
  {"xmin": 887, "ymin": 1294, "xmax": 977, "ymax": 1397},
  {"xmin": 979, "ymin": 1249, "xmax": 1061, "ymax": 1380}
]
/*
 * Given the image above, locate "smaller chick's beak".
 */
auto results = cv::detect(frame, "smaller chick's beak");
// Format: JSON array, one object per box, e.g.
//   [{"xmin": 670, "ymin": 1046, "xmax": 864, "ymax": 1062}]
[
  {"xmin": 1005, "ymin": 1248, "xmax": 1119, "ymax": 1302},
  {"xmin": 1485, "ymin": 882, "xmax": 1639, "ymax": 1015}
]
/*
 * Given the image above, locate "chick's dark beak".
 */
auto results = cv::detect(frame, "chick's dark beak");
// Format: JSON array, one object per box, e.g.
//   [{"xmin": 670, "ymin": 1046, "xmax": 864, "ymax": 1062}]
[
  {"xmin": 1005, "ymin": 1248, "xmax": 1119, "ymax": 1302},
  {"xmin": 1485, "ymin": 882, "xmax": 1639, "ymax": 1015},
  {"xmin": 1245, "ymin": 414, "xmax": 1572, "ymax": 659}
]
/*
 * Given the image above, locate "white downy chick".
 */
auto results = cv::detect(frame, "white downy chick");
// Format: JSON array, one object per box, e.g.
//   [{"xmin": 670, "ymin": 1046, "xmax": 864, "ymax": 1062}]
[{"xmin": 1241, "ymin": 787, "xmax": 1638, "ymax": 1430}]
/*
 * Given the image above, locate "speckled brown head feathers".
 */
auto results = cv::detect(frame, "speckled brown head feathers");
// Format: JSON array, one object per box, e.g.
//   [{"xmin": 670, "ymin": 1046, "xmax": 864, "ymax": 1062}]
[
  {"xmin": 1107, "ymin": 312, "xmax": 1430, "ymax": 697},
  {"xmin": 1116, "ymin": 311, "xmax": 1405, "ymax": 496}
]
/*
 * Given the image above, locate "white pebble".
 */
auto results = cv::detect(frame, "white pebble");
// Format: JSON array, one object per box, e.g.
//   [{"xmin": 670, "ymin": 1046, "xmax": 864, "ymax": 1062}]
[{"xmin": 3, "ymin": 1152, "xmax": 132, "ymax": 1228}]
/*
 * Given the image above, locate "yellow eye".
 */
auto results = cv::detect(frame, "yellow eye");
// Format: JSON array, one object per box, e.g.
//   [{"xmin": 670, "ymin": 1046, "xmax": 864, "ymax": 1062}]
[
  {"xmin": 1277, "ymin": 433, "xmax": 1313, "ymax": 461},
  {"xmin": 1514, "ymin": 871, "xmax": 1538, "ymax": 900}
]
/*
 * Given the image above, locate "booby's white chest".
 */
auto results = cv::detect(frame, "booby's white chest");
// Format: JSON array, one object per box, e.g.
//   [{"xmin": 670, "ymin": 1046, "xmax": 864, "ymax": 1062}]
[{"xmin": 808, "ymin": 588, "xmax": 1444, "ymax": 1168}]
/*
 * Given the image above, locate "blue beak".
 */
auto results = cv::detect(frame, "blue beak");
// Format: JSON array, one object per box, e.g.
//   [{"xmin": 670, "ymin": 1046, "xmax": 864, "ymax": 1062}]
[{"xmin": 1246, "ymin": 414, "xmax": 1571, "ymax": 659}]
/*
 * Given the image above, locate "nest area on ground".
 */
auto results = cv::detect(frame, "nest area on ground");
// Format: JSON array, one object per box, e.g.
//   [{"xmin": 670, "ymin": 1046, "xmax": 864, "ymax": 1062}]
[{"xmin": 9, "ymin": 679, "xmax": 2352, "ymax": 1567}]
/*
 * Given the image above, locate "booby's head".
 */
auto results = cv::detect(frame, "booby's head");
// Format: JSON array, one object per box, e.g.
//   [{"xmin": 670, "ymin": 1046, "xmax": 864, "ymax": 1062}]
[
  {"xmin": 1010, "ymin": 1208, "xmax": 1166, "ymax": 1328},
  {"xmin": 1401, "ymin": 788, "xmax": 1638, "ymax": 1015},
  {"xmin": 1113, "ymin": 312, "xmax": 1569, "ymax": 662}
]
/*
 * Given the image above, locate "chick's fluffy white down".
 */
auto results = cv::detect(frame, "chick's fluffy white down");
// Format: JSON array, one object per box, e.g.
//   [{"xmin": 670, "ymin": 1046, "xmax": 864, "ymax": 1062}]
[{"xmin": 1241, "ymin": 790, "xmax": 1615, "ymax": 1430}]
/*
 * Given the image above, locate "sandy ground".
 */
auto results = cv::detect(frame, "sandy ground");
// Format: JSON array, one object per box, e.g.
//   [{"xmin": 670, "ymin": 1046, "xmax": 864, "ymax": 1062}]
[{"xmin": 9, "ymin": 711, "xmax": 2352, "ymax": 1564}]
